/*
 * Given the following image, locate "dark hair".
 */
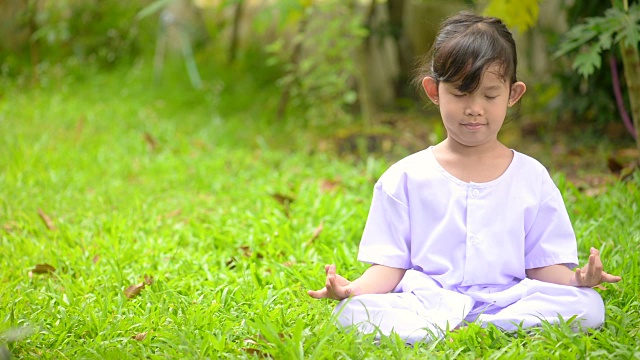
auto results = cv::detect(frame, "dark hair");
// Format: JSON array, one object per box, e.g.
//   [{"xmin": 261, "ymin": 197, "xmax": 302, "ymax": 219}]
[{"xmin": 414, "ymin": 12, "xmax": 518, "ymax": 93}]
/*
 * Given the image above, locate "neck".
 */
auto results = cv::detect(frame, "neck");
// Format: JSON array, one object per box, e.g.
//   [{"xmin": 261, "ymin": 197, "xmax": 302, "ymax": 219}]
[{"xmin": 438, "ymin": 137, "xmax": 506, "ymax": 158}]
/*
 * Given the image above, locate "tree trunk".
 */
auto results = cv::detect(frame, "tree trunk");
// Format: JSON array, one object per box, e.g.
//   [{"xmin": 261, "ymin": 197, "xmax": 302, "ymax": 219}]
[
  {"xmin": 619, "ymin": 43, "xmax": 640, "ymax": 154},
  {"xmin": 386, "ymin": 0, "xmax": 414, "ymax": 103},
  {"xmin": 355, "ymin": 0, "xmax": 378, "ymax": 128},
  {"xmin": 27, "ymin": 0, "xmax": 40, "ymax": 84},
  {"xmin": 228, "ymin": 0, "xmax": 244, "ymax": 64}
]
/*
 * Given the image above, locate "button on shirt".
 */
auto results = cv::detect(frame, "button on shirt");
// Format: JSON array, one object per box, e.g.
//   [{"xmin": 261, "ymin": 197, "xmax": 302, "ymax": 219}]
[{"xmin": 357, "ymin": 147, "xmax": 578, "ymax": 291}]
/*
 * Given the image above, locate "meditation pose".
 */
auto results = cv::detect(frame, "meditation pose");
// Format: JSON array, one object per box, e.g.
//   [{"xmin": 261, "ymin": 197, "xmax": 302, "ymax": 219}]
[{"xmin": 308, "ymin": 12, "xmax": 621, "ymax": 344}]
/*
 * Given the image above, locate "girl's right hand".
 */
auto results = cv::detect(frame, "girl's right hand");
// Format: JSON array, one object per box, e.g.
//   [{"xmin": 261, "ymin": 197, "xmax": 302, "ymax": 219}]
[{"xmin": 307, "ymin": 264, "xmax": 357, "ymax": 300}]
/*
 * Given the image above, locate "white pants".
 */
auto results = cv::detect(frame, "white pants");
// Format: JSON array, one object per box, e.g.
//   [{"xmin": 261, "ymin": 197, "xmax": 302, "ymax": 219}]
[{"xmin": 334, "ymin": 271, "xmax": 605, "ymax": 344}]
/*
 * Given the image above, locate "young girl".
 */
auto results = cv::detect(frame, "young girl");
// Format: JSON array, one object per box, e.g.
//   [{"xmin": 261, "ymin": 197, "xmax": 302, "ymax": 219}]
[{"xmin": 308, "ymin": 12, "xmax": 621, "ymax": 344}]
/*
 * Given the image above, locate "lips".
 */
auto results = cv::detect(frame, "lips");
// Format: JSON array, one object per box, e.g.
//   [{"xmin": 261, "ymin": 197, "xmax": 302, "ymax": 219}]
[{"xmin": 462, "ymin": 123, "xmax": 486, "ymax": 130}]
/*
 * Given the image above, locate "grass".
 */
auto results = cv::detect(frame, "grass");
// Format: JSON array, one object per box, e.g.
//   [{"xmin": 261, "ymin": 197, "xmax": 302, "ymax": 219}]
[{"xmin": 1, "ymin": 58, "xmax": 639, "ymax": 359}]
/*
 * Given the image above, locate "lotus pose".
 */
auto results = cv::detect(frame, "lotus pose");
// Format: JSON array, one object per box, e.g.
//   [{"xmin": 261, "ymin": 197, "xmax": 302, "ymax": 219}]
[{"xmin": 308, "ymin": 12, "xmax": 621, "ymax": 344}]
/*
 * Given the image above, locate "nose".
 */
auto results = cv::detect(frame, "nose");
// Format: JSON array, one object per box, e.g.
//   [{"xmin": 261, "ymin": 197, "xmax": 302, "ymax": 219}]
[{"xmin": 464, "ymin": 99, "xmax": 483, "ymax": 116}]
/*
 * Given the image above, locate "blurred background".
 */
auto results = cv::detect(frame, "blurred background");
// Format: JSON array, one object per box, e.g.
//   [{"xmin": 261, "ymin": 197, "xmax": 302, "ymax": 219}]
[{"xmin": 1, "ymin": 0, "xmax": 638, "ymax": 182}]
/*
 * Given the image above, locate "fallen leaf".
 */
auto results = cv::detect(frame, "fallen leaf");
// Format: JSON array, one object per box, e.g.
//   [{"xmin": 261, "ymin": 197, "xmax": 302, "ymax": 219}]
[
  {"xmin": 242, "ymin": 338, "xmax": 271, "ymax": 358},
  {"xmin": 243, "ymin": 338, "xmax": 259, "ymax": 346},
  {"xmin": 124, "ymin": 283, "xmax": 146, "ymax": 299},
  {"xmin": 144, "ymin": 275, "xmax": 154, "ymax": 286},
  {"xmin": 144, "ymin": 132, "xmax": 158, "ymax": 151},
  {"xmin": 241, "ymin": 347, "xmax": 270, "ymax": 357},
  {"xmin": 92, "ymin": 255, "xmax": 101, "ymax": 264},
  {"xmin": 320, "ymin": 179, "xmax": 340, "ymax": 193},
  {"xmin": 37, "ymin": 209, "xmax": 56, "ymax": 231},
  {"xmin": 157, "ymin": 209, "xmax": 182, "ymax": 221},
  {"xmin": 2, "ymin": 221, "xmax": 17, "ymax": 233},
  {"xmin": 240, "ymin": 245, "xmax": 252, "ymax": 257},
  {"xmin": 132, "ymin": 332, "xmax": 148, "ymax": 341},
  {"xmin": 271, "ymin": 193, "xmax": 295, "ymax": 206},
  {"xmin": 307, "ymin": 221, "xmax": 324, "ymax": 245},
  {"xmin": 31, "ymin": 263, "xmax": 56, "ymax": 275},
  {"xmin": 75, "ymin": 116, "xmax": 85, "ymax": 139},
  {"xmin": 271, "ymin": 193, "xmax": 294, "ymax": 217},
  {"xmin": 583, "ymin": 186, "xmax": 607, "ymax": 197}
]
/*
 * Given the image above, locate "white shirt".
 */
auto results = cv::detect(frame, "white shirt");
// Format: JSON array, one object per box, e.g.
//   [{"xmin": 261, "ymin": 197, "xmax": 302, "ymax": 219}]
[{"xmin": 357, "ymin": 147, "xmax": 578, "ymax": 291}]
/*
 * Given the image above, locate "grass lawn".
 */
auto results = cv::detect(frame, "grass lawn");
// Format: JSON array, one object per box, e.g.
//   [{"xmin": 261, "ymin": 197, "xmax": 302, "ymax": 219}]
[{"xmin": 1, "ymin": 61, "xmax": 639, "ymax": 359}]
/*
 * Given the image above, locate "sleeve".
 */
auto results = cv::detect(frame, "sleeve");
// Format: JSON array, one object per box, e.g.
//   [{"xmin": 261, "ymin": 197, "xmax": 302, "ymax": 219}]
[
  {"xmin": 357, "ymin": 181, "xmax": 412, "ymax": 269},
  {"xmin": 524, "ymin": 185, "xmax": 579, "ymax": 270}
]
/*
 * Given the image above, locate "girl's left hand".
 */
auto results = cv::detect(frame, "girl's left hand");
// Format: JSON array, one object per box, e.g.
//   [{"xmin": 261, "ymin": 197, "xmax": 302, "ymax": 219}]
[{"xmin": 570, "ymin": 247, "xmax": 622, "ymax": 287}]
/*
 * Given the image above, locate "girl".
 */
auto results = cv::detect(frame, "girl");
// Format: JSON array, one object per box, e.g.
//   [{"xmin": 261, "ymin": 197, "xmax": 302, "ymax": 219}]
[{"xmin": 308, "ymin": 12, "xmax": 621, "ymax": 344}]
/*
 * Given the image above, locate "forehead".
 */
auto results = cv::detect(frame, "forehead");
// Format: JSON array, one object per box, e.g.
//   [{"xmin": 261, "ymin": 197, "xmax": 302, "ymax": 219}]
[{"xmin": 443, "ymin": 64, "xmax": 509, "ymax": 92}]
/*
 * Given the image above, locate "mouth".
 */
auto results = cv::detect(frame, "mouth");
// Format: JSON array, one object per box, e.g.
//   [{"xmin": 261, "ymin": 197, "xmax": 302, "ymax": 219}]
[{"xmin": 462, "ymin": 123, "xmax": 486, "ymax": 130}]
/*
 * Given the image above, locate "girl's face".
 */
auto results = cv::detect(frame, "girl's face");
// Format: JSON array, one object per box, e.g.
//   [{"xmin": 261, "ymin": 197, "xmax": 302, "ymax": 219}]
[{"xmin": 422, "ymin": 64, "xmax": 526, "ymax": 149}]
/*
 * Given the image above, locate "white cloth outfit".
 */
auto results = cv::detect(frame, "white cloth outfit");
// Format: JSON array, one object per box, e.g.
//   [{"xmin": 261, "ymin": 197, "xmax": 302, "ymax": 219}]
[{"xmin": 334, "ymin": 147, "xmax": 604, "ymax": 344}]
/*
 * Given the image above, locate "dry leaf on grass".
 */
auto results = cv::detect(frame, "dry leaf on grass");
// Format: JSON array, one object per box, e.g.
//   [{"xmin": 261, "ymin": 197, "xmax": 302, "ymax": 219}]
[
  {"xmin": 75, "ymin": 116, "xmax": 85, "ymax": 139},
  {"xmin": 240, "ymin": 245, "xmax": 252, "ymax": 257},
  {"xmin": 242, "ymin": 338, "xmax": 271, "ymax": 358},
  {"xmin": 132, "ymin": 332, "xmax": 148, "ymax": 341},
  {"xmin": 125, "ymin": 275, "xmax": 154, "ymax": 299},
  {"xmin": 319, "ymin": 179, "xmax": 340, "ymax": 193},
  {"xmin": 3, "ymin": 221, "xmax": 18, "ymax": 233},
  {"xmin": 124, "ymin": 283, "xmax": 146, "ymax": 299},
  {"xmin": 270, "ymin": 192, "xmax": 295, "ymax": 217},
  {"xmin": 31, "ymin": 264, "xmax": 56, "ymax": 274},
  {"xmin": 144, "ymin": 132, "xmax": 158, "ymax": 151},
  {"xmin": 37, "ymin": 209, "xmax": 56, "ymax": 231},
  {"xmin": 239, "ymin": 245, "xmax": 264, "ymax": 259},
  {"xmin": 271, "ymin": 193, "xmax": 295, "ymax": 205},
  {"xmin": 29, "ymin": 263, "xmax": 56, "ymax": 279},
  {"xmin": 157, "ymin": 209, "xmax": 182, "ymax": 222},
  {"xmin": 241, "ymin": 347, "xmax": 270, "ymax": 358},
  {"xmin": 307, "ymin": 221, "xmax": 324, "ymax": 245},
  {"xmin": 144, "ymin": 275, "xmax": 154, "ymax": 286}
]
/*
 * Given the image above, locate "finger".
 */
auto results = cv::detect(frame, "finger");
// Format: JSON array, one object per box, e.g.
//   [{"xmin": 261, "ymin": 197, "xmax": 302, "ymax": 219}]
[
  {"xmin": 586, "ymin": 254, "xmax": 597, "ymax": 280},
  {"xmin": 324, "ymin": 264, "xmax": 332, "ymax": 275},
  {"xmin": 307, "ymin": 288, "xmax": 328, "ymax": 299},
  {"xmin": 592, "ymin": 253, "xmax": 603, "ymax": 274},
  {"xmin": 601, "ymin": 272, "xmax": 622, "ymax": 283},
  {"xmin": 325, "ymin": 274, "xmax": 335, "ymax": 289},
  {"xmin": 590, "ymin": 247, "xmax": 600, "ymax": 256},
  {"xmin": 326, "ymin": 264, "xmax": 337, "ymax": 277},
  {"xmin": 573, "ymin": 268, "xmax": 583, "ymax": 286},
  {"xmin": 328, "ymin": 274, "xmax": 340, "ymax": 292},
  {"xmin": 328, "ymin": 274, "xmax": 351, "ymax": 299}
]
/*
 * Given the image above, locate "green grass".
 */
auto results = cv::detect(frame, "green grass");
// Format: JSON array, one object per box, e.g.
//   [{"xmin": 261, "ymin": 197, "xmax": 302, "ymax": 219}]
[{"xmin": 1, "ymin": 60, "xmax": 639, "ymax": 359}]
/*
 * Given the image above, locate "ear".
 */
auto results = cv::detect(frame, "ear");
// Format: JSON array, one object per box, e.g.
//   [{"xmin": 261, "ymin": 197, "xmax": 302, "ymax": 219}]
[
  {"xmin": 422, "ymin": 77, "xmax": 439, "ymax": 105},
  {"xmin": 508, "ymin": 81, "xmax": 526, "ymax": 107}
]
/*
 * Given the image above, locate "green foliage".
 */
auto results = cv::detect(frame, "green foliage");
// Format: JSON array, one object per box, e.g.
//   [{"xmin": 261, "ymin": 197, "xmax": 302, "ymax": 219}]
[
  {"xmin": 555, "ymin": 4, "xmax": 640, "ymax": 78},
  {"xmin": 266, "ymin": 0, "xmax": 367, "ymax": 125},
  {"xmin": 1, "ymin": 0, "xmax": 154, "ymax": 74},
  {"xmin": 481, "ymin": 0, "xmax": 540, "ymax": 32}
]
